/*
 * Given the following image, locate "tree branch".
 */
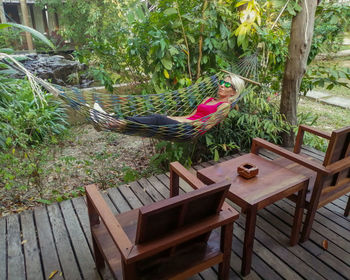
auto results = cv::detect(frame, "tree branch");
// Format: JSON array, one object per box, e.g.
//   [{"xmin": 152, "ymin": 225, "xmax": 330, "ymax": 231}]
[
  {"xmin": 176, "ymin": 0, "xmax": 192, "ymax": 80},
  {"xmin": 196, "ymin": 0, "xmax": 208, "ymax": 80}
]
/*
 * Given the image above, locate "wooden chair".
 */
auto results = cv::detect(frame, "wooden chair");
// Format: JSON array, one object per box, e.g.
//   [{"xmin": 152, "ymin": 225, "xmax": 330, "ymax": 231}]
[
  {"xmin": 85, "ymin": 168, "xmax": 239, "ymax": 280},
  {"xmin": 251, "ymin": 125, "xmax": 350, "ymax": 242}
]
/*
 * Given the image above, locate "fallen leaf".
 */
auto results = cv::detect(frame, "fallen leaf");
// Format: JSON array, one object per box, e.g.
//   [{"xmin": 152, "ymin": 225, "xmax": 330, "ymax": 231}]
[
  {"xmin": 21, "ymin": 240, "xmax": 27, "ymax": 245},
  {"xmin": 49, "ymin": 270, "xmax": 58, "ymax": 279},
  {"xmin": 322, "ymin": 239, "xmax": 328, "ymax": 250}
]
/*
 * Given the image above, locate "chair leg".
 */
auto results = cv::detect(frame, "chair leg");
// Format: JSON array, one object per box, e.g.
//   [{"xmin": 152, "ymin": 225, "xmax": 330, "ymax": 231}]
[
  {"xmin": 218, "ymin": 223, "xmax": 233, "ymax": 280},
  {"xmin": 345, "ymin": 195, "xmax": 350, "ymax": 217},
  {"xmin": 169, "ymin": 169, "xmax": 179, "ymax": 198},
  {"xmin": 300, "ymin": 203, "xmax": 318, "ymax": 242},
  {"xmin": 300, "ymin": 176, "xmax": 323, "ymax": 243},
  {"xmin": 93, "ymin": 237, "xmax": 105, "ymax": 270}
]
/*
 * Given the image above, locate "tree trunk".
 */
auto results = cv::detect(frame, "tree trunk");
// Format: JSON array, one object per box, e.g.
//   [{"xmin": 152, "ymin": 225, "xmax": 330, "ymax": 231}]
[
  {"xmin": 280, "ymin": 0, "xmax": 318, "ymax": 147},
  {"xmin": 20, "ymin": 0, "xmax": 34, "ymax": 50}
]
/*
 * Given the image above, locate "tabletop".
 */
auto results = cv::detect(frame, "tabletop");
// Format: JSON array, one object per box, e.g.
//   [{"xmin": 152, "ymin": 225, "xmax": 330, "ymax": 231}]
[{"xmin": 197, "ymin": 153, "xmax": 308, "ymax": 208}]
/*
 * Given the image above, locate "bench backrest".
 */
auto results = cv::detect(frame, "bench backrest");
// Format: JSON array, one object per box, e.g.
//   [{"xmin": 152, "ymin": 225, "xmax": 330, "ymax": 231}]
[{"xmin": 135, "ymin": 181, "xmax": 229, "ymax": 244}]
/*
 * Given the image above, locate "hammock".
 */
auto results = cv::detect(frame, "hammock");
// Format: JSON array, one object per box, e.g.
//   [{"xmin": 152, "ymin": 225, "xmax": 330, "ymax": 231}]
[{"xmin": 1, "ymin": 54, "xmax": 252, "ymax": 142}]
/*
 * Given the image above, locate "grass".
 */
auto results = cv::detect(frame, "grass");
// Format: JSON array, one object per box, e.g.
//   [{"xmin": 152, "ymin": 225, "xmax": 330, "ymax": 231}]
[{"xmin": 298, "ymin": 96, "xmax": 350, "ymax": 133}]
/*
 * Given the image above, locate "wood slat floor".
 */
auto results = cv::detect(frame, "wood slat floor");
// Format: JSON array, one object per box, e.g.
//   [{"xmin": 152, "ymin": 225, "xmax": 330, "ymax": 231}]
[{"xmin": 0, "ymin": 148, "xmax": 349, "ymax": 280}]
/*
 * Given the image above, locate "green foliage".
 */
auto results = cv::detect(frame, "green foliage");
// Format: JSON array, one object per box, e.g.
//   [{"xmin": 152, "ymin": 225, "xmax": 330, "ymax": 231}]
[
  {"xmin": 301, "ymin": 64, "xmax": 350, "ymax": 93},
  {"xmin": 198, "ymin": 87, "xmax": 290, "ymax": 161},
  {"xmin": 150, "ymin": 141, "xmax": 195, "ymax": 170},
  {"xmin": 296, "ymin": 111, "xmax": 328, "ymax": 152},
  {"xmin": 0, "ymin": 22, "xmax": 55, "ymax": 49},
  {"xmin": 309, "ymin": 2, "xmax": 350, "ymax": 61},
  {"xmin": 0, "ymin": 77, "xmax": 68, "ymax": 148}
]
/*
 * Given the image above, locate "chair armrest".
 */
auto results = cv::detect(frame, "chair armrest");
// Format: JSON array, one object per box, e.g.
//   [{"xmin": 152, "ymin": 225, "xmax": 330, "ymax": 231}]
[
  {"xmin": 326, "ymin": 157, "xmax": 350, "ymax": 174},
  {"xmin": 169, "ymin": 161, "xmax": 206, "ymax": 197},
  {"xmin": 294, "ymin": 125, "xmax": 331, "ymax": 153},
  {"xmin": 127, "ymin": 207, "xmax": 239, "ymax": 263},
  {"xmin": 85, "ymin": 184, "xmax": 133, "ymax": 257},
  {"xmin": 251, "ymin": 138, "xmax": 330, "ymax": 175}
]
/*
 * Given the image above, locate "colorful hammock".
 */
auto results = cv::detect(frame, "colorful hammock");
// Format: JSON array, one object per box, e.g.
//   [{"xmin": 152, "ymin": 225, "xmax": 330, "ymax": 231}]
[
  {"xmin": 1, "ymin": 54, "xmax": 250, "ymax": 142},
  {"xmin": 55, "ymin": 72, "xmax": 250, "ymax": 141}
]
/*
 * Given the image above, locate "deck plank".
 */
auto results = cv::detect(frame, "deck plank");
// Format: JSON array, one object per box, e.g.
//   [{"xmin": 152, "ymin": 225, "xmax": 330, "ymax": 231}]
[
  {"xmin": 106, "ymin": 187, "xmax": 131, "ymax": 213},
  {"xmin": 20, "ymin": 211, "xmax": 44, "ymax": 280},
  {"xmin": 71, "ymin": 197, "xmax": 113, "ymax": 280},
  {"xmin": 59, "ymin": 200, "xmax": 100, "ymax": 280},
  {"xmin": 34, "ymin": 206, "xmax": 62, "ymax": 279},
  {"xmin": 47, "ymin": 203, "xmax": 82, "ymax": 280},
  {"xmin": 277, "ymin": 200, "xmax": 350, "ymax": 255},
  {"xmin": 258, "ymin": 207, "xmax": 346, "ymax": 280},
  {"xmin": 265, "ymin": 203, "xmax": 350, "ymax": 278},
  {"xmin": 7, "ymin": 214, "xmax": 25, "ymax": 280},
  {"xmin": 0, "ymin": 217, "xmax": 7, "ymax": 280}
]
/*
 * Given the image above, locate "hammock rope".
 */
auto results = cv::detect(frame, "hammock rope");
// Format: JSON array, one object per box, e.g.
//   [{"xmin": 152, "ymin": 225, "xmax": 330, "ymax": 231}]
[{"xmin": 1, "ymin": 53, "xmax": 252, "ymax": 142}]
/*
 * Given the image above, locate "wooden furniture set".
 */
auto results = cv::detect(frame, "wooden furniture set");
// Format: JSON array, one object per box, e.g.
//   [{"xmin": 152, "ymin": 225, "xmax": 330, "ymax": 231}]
[{"xmin": 85, "ymin": 125, "xmax": 350, "ymax": 279}]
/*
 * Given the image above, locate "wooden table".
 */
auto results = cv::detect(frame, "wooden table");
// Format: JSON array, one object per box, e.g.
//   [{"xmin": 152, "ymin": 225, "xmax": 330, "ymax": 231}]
[{"xmin": 196, "ymin": 153, "xmax": 309, "ymax": 276}]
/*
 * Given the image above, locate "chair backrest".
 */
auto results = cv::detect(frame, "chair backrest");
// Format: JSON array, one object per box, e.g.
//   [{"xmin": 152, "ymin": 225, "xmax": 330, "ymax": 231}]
[
  {"xmin": 135, "ymin": 181, "xmax": 230, "ymax": 244},
  {"xmin": 323, "ymin": 126, "xmax": 350, "ymax": 187}
]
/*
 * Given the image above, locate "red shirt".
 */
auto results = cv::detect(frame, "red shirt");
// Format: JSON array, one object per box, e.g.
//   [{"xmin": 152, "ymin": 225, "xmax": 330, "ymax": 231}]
[{"xmin": 187, "ymin": 98, "xmax": 225, "ymax": 121}]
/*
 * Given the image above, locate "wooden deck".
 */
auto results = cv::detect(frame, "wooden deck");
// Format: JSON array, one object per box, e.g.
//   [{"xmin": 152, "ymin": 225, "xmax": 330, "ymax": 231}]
[{"xmin": 1, "ymin": 148, "xmax": 349, "ymax": 280}]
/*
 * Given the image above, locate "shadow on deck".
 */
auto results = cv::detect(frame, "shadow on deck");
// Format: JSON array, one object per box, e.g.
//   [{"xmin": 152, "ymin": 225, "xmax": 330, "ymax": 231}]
[{"xmin": 0, "ymin": 148, "xmax": 349, "ymax": 280}]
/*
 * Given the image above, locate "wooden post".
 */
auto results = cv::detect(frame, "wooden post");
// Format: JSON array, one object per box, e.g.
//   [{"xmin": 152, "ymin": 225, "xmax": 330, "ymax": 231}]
[
  {"xmin": 19, "ymin": 0, "xmax": 34, "ymax": 50},
  {"xmin": 0, "ymin": 0, "xmax": 6, "ymax": 23},
  {"xmin": 42, "ymin": 6, "xmax": 49, "ymax": 35}
]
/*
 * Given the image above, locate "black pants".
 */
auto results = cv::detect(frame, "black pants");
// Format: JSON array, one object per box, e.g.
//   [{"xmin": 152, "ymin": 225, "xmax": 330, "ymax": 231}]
[{"xmin": 126, "ymin": 114, "xmax": 180, "ymax": 125}]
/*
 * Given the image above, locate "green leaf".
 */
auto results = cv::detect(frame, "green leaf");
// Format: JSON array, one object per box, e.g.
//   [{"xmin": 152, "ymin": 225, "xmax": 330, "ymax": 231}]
[
  {"xmin": 127, "ymin": 12, "xmax": 135, "ymax": 24},
  {"xmin": 214, "ymin": 149, "xmax": 219, "ymax": 161},
  {"xmin": 1, "ymin": 23, "xmax": 55, "ymax": 49},
  {"xmin": 36, "ymin": 198, "xmax": 52, "ymax": 205},
  {"xmin": 163, "ymin": 69, "xmax": 170, "ymax": 79},
  {"xmin": 164, "ymin": 8, "xmax": 177, "ymax": 16},
  {"xmin": 169, "ymin": 46, "xmax": 179, "ymax": 55},
  {"xmin": 135, "ymin": 6, "xmax": 145, "ymax": 21},
  {"xmin": 0, "ymin": 48, "xmax": 14, "ymax": 54},
  {"xmin": 220, "ymin": 23, "xmax": 229, "ymax": 39},
  {"xmin": 161, "ymin": 58, "xmax": 172, "ymax": 70}
]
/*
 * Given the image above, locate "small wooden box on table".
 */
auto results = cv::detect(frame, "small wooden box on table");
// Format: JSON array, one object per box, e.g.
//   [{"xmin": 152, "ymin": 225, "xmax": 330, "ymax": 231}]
[{"xmin": 194, "ymin": 153, "xmax": 309, "ymax": 276}]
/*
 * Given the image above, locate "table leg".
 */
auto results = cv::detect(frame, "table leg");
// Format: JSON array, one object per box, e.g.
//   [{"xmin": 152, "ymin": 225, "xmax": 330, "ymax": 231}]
[
  {"xmin": 290, "ymin": 182, "xmax": 307, "ymax": 246},
  {"xmin": 241, "ymin": 205, "xmax": 257, "ymax": 276},
  {"xmin": 169, "ymin": 168, "xmax": 179, "ymax": 198}
]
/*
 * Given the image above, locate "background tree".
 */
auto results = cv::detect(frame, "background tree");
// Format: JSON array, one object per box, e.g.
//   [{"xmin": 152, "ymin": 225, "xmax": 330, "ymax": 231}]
[{"xmin": 280, "ymin": 0, "xmax": 318, "ymax": 146}]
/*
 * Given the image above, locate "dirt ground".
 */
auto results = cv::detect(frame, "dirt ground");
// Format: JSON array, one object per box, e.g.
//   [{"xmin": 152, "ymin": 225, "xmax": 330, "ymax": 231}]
[{"xmin": 0, "ymin": 125, "xmax": 155, "ymax": 217}]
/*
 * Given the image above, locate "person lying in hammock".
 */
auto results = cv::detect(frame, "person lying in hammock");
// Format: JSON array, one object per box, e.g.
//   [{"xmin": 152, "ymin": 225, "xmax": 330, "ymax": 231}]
[{"xmin": 107, "ymin": 74, "xmax": 245, "ymax": 127}]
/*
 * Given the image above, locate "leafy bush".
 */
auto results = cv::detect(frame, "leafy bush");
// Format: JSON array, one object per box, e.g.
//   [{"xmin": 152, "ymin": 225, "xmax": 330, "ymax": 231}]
[
  {"xmin": 0, "ymin": 72, "xmax": 68, "ymax": 196},
  {"xmin": 0, "ymin": 77, "xmax": 68, "ymax": 148}
]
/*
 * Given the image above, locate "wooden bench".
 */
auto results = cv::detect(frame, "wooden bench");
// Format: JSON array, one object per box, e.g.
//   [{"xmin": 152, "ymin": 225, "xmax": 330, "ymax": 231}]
[
  {"xmin": 85, "ymin": 165, "xmax": 239, "ymax": 280},
  {"xmin": 251, "ymin": 124, "xmax": 350, "ymax": 241}
]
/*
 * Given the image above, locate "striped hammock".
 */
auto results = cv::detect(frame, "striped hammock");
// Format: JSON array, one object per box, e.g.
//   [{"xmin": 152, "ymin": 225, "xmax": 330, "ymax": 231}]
[{"xmin": 1, "ymin": 53, "xmax": 250, "ymax": 142}]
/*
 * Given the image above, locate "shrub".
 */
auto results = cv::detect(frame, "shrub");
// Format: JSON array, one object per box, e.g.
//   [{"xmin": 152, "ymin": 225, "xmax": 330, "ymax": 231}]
[{"xmin": 0, "ymin": 77, "xmax": 68, "ymax": 148}]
